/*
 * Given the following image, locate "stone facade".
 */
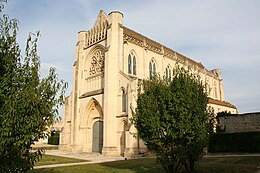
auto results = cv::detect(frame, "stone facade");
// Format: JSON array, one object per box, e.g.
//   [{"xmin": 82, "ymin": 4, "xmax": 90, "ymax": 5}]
[
  {"xmin": 59, "ymin": 10, "xmax": 238, "ymax": 156},
  {"xmin": 218, "ymin": 112, "xmax": 260, "ymax": 133}
]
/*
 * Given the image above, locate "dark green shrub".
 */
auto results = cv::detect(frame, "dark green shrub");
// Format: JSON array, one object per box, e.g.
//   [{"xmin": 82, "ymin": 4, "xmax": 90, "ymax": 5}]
[{"xmin": 209, "ymin": 132, "xmax": 260, "ymax": 153}]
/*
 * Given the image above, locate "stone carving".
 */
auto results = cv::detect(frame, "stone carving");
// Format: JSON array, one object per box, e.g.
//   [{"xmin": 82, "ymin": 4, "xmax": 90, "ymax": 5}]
[
  {"xmin": 123, "ymin": 33, "xmax": 144, "ymax": 46},
  {"xmin": 89, "ymin": 50, "xmax": 105, "ymax": 75},
  {"xmin": 85, "ymin": 21, "xmax": 108, "ymax": 48},
  {"xmin": 165, "ymin": 52, "xmax": 175, "ymax": 59},
  {"xmin": 145, "ymin": 42, "xmax": 162, "ymax": 54},
  {"xmin": 123, "ymin": 27, "xmax": 221, "ymax": 81}
]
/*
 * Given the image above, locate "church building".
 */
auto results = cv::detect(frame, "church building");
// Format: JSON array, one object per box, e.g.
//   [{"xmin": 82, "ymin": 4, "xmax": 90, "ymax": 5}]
[{"xmin": 59, "ymin": 11, "xmax": 237, "ymax": 157}]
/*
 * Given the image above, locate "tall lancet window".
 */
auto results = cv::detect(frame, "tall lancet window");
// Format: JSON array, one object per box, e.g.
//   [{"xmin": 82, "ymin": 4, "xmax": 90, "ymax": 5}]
[
  {"xmin": 149, "ymin": 59, "xmax": 156, "ymax": 79},
  {"xmin": 165, "ymin": 65, "xmax": 171, "ymax": 80},
  {"xmin": 122, "ymin": 89, "xmax": 126, "ymax": 112},
  {"xmin": 133, "ymin": 56, "xmax": 136, "ymax": 75},
  {"xmin": 149, "ymin": 62, "xmax": 152, "ymax": 79},
  {"xmin": 128, "ymin": 52, "xmax": 137, "ymax": 75},
  {"xmin": 128, "ymin": 55, "xmax": 132, "ymax": 74}
]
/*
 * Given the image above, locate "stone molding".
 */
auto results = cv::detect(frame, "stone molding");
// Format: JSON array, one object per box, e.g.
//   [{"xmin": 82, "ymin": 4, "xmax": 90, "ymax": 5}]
[
  {"xmin": 84, "ymin": 13, "xmax": 108, "ymax": 48},
  {"xmin": 122, "ymin": 26, "xmax": 222, "ymax": 79},
  {"xmin": 79, "ymin": 89, "xmax": 104, "ymax": 99},
  {"xmin": 208, "ymin": 98, "xmax": 236, "ymax": 109}
]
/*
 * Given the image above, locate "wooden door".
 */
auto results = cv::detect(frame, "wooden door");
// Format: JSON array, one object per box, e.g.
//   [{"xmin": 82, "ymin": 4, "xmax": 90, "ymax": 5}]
[{"xmin": 92, "ymin": 121, "xmax": 103, "ymax": 153}]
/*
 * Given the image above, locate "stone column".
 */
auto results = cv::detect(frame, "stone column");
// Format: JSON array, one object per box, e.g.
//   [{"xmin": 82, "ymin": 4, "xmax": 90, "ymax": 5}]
[{"xmin": 71, "ymin": 31, "xmax": 86, "ymax": 151}]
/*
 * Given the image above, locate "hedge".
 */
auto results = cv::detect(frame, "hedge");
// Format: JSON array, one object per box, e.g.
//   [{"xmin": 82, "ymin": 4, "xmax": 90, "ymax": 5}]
[{"xmin": 208, "ymin": 131, "xmax": 260, "ymax": 153}]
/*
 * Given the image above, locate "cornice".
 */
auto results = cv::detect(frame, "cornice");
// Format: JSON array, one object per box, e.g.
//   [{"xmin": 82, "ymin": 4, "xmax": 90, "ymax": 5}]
[
  {"xmin": 79, "ymin": 89, "xmax": 104, "ymax": 99},
  {"xmin": 208, "ymin": 98, "xmax": 237, "ymax": 109},
  {"xmin": 122, "ymin": 26, "xmax": 223, "ymax": 79}
]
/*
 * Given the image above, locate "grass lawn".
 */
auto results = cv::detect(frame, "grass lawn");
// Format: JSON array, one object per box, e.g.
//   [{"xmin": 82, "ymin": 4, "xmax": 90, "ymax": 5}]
[
  {"xmin": 34, "ymin": 155, "xmax": 87, "ymax": 166},
  {"xmin": 28, "ymin": 156, "xmax": 260, "ymax": 173},
  {"xmin": 197, "ymin": 156, "xmax": 260, "ymax": 173}
]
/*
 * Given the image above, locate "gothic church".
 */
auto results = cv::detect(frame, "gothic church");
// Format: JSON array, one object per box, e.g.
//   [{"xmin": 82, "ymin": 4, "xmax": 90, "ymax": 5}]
[{"xmin": 59, "ymin": 11, "xmax": 237, "ymax": 157}]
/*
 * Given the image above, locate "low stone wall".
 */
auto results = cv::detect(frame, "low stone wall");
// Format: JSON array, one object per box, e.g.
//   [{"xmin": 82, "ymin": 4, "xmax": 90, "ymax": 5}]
[{"xmin": 218, "ymin": 112, "xmax": 260, "ymax": 133}]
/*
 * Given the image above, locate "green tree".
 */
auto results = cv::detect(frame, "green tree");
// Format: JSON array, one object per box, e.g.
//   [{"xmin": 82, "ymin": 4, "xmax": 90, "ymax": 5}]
[
  {"xmin": 170, "ymin": 68, "xmax": 214, "ymax": 173},
  {"xmin": 132, "ymin": 66, "xmax": 214, "ymax": 173},
  {"xmin": 0, "ymin": 1, "xmax": 67, "ymax": 172}
]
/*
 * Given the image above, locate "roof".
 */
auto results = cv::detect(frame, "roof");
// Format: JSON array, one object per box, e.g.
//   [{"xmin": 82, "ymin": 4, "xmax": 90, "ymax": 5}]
[
  {"xmin": 208, "ymin": 98, "xmax": 237, "ymax": 109},
  {"xmin": 122, "ymin": 26, "xmax": 206, "ymax": 71}
]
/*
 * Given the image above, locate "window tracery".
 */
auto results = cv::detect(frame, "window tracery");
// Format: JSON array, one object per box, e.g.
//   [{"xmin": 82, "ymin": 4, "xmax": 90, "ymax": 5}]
[
  {"xmin": 89, "ymin": 49, "xmax": 105, "ymax": 75},
  {"xmin": 128, "ymin": 52, "xmax": 136, "ymax": 75}
]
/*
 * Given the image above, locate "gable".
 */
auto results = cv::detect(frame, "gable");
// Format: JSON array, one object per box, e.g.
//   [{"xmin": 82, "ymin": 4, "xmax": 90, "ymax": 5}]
[{"xmin": 93, "ymin": 10, "xmax": 109, "ymax": 28}]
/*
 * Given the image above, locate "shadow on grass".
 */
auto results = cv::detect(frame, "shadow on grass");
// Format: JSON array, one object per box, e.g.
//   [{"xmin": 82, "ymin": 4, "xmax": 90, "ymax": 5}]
[
  {"xmin": 27, "ymin": 156, "xmax": 260, "ymax": 173},
  {"xmin": 100, "ymin": 156, "xmax": 260, "ymax": 173},
  {"xmin": 28, "ymin": 168, "xmax": 60, "ymax": 173},
  {"xmin": 100, "ymin": 158, "xmax": 163, "ymax": 173},
  {"xmin": 27, "ymin": 158, "xmax": 163, "ymax": 173}
]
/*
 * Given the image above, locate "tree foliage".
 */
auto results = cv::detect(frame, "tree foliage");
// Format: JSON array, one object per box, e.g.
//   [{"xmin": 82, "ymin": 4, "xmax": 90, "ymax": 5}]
[
  {"xmin": 0, "ymin": 1, "xmax": 67, "ymax": 172},
  {"xmin": 132, "ymin": 66, "xmax": 214, "ymax": 173}
]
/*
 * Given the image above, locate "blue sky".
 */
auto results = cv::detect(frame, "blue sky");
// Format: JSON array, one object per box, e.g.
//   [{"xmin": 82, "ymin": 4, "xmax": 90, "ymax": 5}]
[{"xmin": 3, "ymin": 0, "xmax": 260, "ymax": 114}]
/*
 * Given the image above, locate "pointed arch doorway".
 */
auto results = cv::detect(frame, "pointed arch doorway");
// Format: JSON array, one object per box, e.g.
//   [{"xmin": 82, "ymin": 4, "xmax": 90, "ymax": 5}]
[
  {"xmin": 84, "ymin": 98, "xmax": 103, "ymax": 154},
  {"xmin": 92, "ymin": 120, "xmax": 103, "ymax": 153}
]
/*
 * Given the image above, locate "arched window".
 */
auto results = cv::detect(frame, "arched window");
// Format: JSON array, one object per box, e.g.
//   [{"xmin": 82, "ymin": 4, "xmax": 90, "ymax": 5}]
[
  {"xmin": 133, "ymin": 56, "xmax": 136, "ymax": 75},
  {"xmin": 149, "ymin": 59, "xmax": 156, "ymax": 79},
  {"xmin": 149, "ymin": 62, "xmax": 152, "ymax": 79},
  {"xmin": 128, "ymin": 52, "xmax": 137, "ymax": 75},
  {"xmin": 122, "ymin": 90, "xmax": 126, "ymax": 112},
  {"xmin": 153, "ymin": 63, "xmax": 156, "ymax": 75},
  {"xmin": 128, "ymin": 55, "xmax": 132, "ymax": 74},
  {"xmin": 165, "ymin": 65, "xmax": 171, "ymax": 80}
]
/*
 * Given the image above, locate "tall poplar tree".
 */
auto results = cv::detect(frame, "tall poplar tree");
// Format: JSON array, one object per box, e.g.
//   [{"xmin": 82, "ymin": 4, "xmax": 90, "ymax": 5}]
[{"xmin": 0, "ymin": 1, "xmax": 67, "ymax": 172}]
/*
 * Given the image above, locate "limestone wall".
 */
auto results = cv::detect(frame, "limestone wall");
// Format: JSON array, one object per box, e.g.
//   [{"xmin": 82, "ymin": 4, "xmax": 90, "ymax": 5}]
[
  {"xmin": 218, "ymin": 112, "xmax": 260, "ymax": 133},
  {"xmin": 60, "ymin": 10, "xmax": 238, "ymax": 156}
]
